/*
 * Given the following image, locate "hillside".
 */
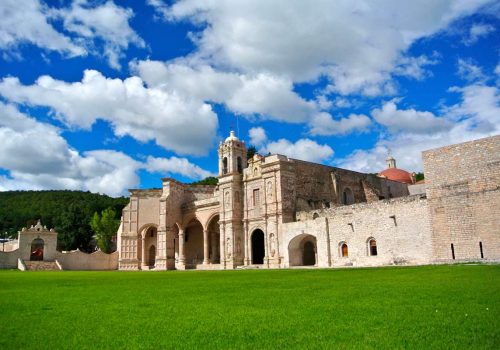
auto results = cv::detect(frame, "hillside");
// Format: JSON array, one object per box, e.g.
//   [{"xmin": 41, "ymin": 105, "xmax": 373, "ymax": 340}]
[{"xmin": 0, "ymin": 190, "xmax": 129, "ymax": 251}]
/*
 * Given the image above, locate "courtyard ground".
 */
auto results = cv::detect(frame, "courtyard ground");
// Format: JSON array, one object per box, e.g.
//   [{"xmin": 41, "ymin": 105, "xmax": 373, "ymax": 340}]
[{"xmin": 0, "ymin": 264, "xmax": 498, "ymax": 349}]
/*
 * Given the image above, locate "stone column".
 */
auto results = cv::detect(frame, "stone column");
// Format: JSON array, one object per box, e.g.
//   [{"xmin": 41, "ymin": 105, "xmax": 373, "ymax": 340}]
[
  {"xmin": 141, "ymin": 236, "xmax": 147, "ymax": 270},
  {"xmin": 178, "ymin": 229, "xmax": 185, "ymax": 266},
  {"xmin": 243, "ymin": 221, "xmax": 249, "ymax": 265},
  {"xmin": 203, "ymin": 229, "xmax": 209, "ymax": 265}
]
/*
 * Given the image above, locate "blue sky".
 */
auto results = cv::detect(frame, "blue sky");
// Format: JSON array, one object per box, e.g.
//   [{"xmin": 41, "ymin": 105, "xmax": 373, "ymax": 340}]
[{"xmin": 0, "ymin": 0, "xmax": 499, "ymax": 196}]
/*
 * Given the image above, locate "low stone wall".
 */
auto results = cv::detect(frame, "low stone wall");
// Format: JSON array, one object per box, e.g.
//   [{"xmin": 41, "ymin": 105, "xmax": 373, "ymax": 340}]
[
  {"xmin": 55, "ymin": 250, "xmax": 118, "ymax": 270},
  {"xmin": 0, "ymin": 250, "xmax": 19, "ymax": 269}
]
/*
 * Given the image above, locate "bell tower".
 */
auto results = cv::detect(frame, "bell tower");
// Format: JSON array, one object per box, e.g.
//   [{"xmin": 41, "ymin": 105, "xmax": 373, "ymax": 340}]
[{"xmin": 217, "ymin": 131, "xmax": 247, "ymax": 269}]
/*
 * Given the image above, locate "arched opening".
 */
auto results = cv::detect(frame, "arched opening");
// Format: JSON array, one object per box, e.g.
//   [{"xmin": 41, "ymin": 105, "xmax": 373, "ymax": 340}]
[
  {"xmin": 30, "ymin": 238, "xmax": 44, "ymax": 261},
  {"xmin": 368, "ymin": 238, "xmax": 378, "ymax": 256},
  {"xmin": 288, "ymin": 234, "xmax": 317, "ymax": 266},
  {"xmin": 312, "ymin": 212, "xmax": 319, "ymax": 219},
  {"xmin": 223, "ymin": 157, "xmax": 228, "ymax": 174},
  {"xmin": 207, "ymin": 215, "xmax": 220, "ymax": 264},
  {"xmin": 185, "ymin": 219, "xmax": 204, "ymax": 266},
  {"xmin": 340, "ymin": 243, "xmax": 348, "ymax": 257},
  {"xmin": 237, "ymin": 157, "xmax": 243, "ymax": 173},
  {"xmin": 251, "ymin": 229, "xmax": 265, "ymax": 264},
  {"xmin": 303, "ymin": 241, "xmax": 316, "ymax": 266},
  {"xmin": 148, "ymin": 245, "xmax": 156, "ymax": 267},
  {"xmin": 343, "ymin": 187, "xmax": 354, "ymax": 205}
]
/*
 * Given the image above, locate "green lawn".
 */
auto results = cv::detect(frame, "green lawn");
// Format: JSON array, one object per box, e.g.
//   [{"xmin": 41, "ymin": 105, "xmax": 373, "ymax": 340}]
[{"xmin": 0, "ymin": 265, "xmax": 499, "ymax": 349}]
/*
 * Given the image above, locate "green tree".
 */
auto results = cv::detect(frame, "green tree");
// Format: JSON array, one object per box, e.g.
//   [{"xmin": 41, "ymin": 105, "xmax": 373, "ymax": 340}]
[
  {"xmin": 247, "ymin": 145, "xmax": 257, "ymax": 160},
  {"xmin": 191, "ymin": 176, "xmax": 219, "ymax": 185},
  {"xmin": 90, "ymin": 208, "xmax": 120, "ymax": 253}
]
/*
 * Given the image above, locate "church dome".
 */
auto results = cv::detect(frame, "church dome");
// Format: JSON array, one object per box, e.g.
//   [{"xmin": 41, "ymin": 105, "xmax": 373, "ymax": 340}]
[
  {"xmin": 225, "ymin": 130, "xmax": 239, "ymax": 142},
  {"xmin": 379, "ymin": 168, "xmax": 414, "ymax": 184}
]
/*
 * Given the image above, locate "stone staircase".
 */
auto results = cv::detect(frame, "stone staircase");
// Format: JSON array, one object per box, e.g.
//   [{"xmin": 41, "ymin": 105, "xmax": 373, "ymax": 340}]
[{"xmin": 23, "ymin": 261, "xmax": 61, "ymax": 271}]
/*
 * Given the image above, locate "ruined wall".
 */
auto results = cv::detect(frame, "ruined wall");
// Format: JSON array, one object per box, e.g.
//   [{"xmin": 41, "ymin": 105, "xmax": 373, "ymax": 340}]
[
  {"xmin": 423, "ymin": 135, "xmax": 500, "ymax": 262},
  {"xmin": 56, "ymin": 250, "xmax": 118, "ymax": 270},
  {"xmin": 292, "ymin": 195, "xmax": 432, "ymax": 267},
  {"xmin": 0, "ymin": 250, "xmax": 19, "ymax": 268}
]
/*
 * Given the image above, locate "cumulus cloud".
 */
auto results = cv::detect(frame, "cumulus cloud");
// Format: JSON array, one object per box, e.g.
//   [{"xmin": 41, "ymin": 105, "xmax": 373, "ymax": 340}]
[
  {"xmin": 145, "ymin": 156, "xmax": 214, "ymax": 179},
  {"xmin": 457, "ymin": 58, "xmax": 487, "ymax": 82},
  {"xmin": 263, "ymin": 138, "xmax": 334, "ymax": 164},
  {"xmin": 338, "ymin": 82, "xmax": 500, "ymax": 173},
  {"xmin": 463, "ymin": 23, "xmax": 496, "ymax": 45},
  {"xmin": 372, "ymin": 100, "xmax": 452, "ymax": 134},
  {"xmin": 248, "ymin": 127, "xmax": 267, "ymax": 147},
  {"xmin": 153, "ymin": 0, "xmax": 491, "ymax": 96},
  {"xmin": 0, "ymin": 103, "xmax": 213, "ymax": 196},
  {"xmin": 0, "ymin": 70, "xmax": 218, "ymax": 155},
  {"xmin": 0, "ymin": 0, "xmax": 143, "ymax": 68},
  {"xmin": 309, "ymin": 113, "xmax": 372, "ymax": 136}
]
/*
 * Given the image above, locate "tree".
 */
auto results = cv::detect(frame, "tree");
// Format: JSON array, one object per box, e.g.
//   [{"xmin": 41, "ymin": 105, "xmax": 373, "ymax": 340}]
[
  {"xmin": 247, "ymin": 145, "xmax": 257, "ymax": 160},
  {"xmin": 191, "ymin": 176, "xmax": 219, "ymax": 185},
  {"xmin": 90, "ymin": 208, "xmax": 120, "ymax": 253}
]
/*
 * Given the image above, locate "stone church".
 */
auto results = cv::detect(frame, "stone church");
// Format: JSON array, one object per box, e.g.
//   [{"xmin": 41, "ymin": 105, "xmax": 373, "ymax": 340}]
[{"xmin": 117, "ymin": 133, "xmax": 500, "ymax": 270}]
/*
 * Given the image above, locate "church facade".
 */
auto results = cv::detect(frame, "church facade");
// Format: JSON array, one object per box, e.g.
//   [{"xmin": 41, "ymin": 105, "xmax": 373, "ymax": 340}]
[{"xmin": 117, "ymin": 133, "xmax": 500, "ymax": 270}]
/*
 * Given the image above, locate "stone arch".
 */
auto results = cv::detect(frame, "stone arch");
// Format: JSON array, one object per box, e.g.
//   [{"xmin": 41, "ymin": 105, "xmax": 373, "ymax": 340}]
[
  {"xmin": 30, "ymin": 238, "xmax": 44, "ymax": 261},
  {"xmin": 288, "ymin": 234, "xmax": 317, "ymax": 266},
  {"xmin": 251, "ymin": 229, "xmax": 265, "ymax": 264},
  {"xmin": 237, "ymin": 156, "xmax": 243, "ymax": 173},
  {"xmin": 367, "ymin": 237, "xmax": 378, "ymax": 256},
  {"xmin": 223, "ymin": 157, "xmax": 228, "ymax": 174},
  {"xmin": 339, "ymin": 241, "xmax": 348, "ymax": 257},
  {"xmin": 148, "ymin": 245, "xmax": 156, "ymax": 267},
  {"xmin": 143, "ymin": 226, "xmax": 158, "ymax": 269},
  {"xmin": 184, "ymin": 218, "xmax": 204, "ymax": 266},
  {"xmin": 342, "ymin": 187, "xmax": 354, "ymax": 205},
  {"xmin": 206, "ymin": 214, "xmax": 220, "ymax": 264}
]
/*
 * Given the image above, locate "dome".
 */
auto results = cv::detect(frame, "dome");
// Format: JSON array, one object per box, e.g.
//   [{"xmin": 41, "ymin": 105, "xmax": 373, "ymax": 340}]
[
  {"xmin": 379, "ymin": 168, "xmax": 413, "ymax": 184},
  {"xmin": 225, "ymin": 130, "xmax": 239, "ymax": 142}
]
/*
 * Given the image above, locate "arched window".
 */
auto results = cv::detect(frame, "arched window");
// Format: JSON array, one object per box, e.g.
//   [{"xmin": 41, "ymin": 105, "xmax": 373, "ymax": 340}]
[
  {"xmin": 340, "ymin": 243, "xmax": 348, "ymax": 257},
  {"xmin": 368, "ymin": 238, "xmax": 378, "ymax": 256},
  {"xmin": 223, "ymin": 157, "xmax": 228, "ymax": 174},
  {"xmin": 343, "ymin": 187, "xmax": 354, "ymax": 205},
  {"xmin": 237, "ymin": 157, "xmax": 242, "ymax": 173}
]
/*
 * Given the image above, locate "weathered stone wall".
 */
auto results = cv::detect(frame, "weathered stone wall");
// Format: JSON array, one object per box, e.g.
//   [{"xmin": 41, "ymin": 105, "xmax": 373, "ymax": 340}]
[
  {"xmin": 0, "ymin": 250, "xmax": 19, "ymax": 268},
  {"xmin": 423, "ymin": 135, "xmax": 500, "ymax": 262},
  {"xmin": 290, "ymin": 195, "xmax": 433, "ymax": 267},
  {"xmin": 56, "ymin": 250, "xmax": 118, "ymax": 270}
]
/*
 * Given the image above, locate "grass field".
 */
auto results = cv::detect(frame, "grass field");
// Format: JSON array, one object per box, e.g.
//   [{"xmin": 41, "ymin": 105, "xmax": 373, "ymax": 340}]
[{"xmin": 0, "ymin": 265, "xmax": 499, "ymax": 349}]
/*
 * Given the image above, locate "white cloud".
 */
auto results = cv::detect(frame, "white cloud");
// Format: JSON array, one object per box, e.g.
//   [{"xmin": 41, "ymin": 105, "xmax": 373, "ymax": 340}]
[
  {"xmin": 338, "ymin": 83, "xmax": 500, "ymax": 173},
  {"xmin": 309, "ymin": 113, "xmax": 371, "ymax": 136},
  {"xmin": 145, "ymin": 156, "xmax": 213, "ymax": 179},
  {"xmin": 52, "ymin": 0, "xmax": 145, "ymax": 69},
  {"xmin": 0, "ymin": 103, "xmax": 214, "ymax": 195},
  {"xmin": 131, "ymin": 60, "xmax": 316, "ymax": 123},
  {"xmin": 263, "ymin": 138, "xmax": 334, "ymax": 164},
  {"xmin": 157, "ymin": 0, "xmax": 491, "ymax": 96},
  {"xmin": 457, "ymin": 58, "xmax": 487, "ymax": 82},
  {"xmin": 0, "ymin": 0, "xmax": 143, "ymax": 68},
  {"xmin": 248, "ymin": 127, "xmax": 267, "ymax": 147},
  {"xmin": 0, "ymin": 0, "xmax": 84, "ymax": 57},
  {"xmin": 394, "ymin": 54, "xmax": 440, "ymax": 80},
  {"xmin": 372, "ymin": 100, "xmax": 452, "ymax": 134},
  {"xmin": 0, "ymin": 70, "xmax": 218, "ymax": 155},
  {"xmin": 463, "ymin": 23, "xmax": 495, "ymax": 45}
]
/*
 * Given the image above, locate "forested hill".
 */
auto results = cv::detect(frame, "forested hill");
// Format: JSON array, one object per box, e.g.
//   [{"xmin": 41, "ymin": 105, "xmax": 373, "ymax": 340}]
[{"xmin": 0, "ymin": 190, "xmax": 129, "ymax": 251}]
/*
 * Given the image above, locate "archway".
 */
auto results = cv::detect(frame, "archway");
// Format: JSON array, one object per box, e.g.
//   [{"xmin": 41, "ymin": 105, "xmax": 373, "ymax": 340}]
[
  {"xmin": 148, "ymin": 245, "xmax": 156, "ymax": 267},
  {"xmin": 288, "ymin": 234, "xmax": 317, "ymax": 266},
  {"xmin": 207, "ymin": 215, "xmax": 220, "ymax": 264},
  {"xmin": 185, "ymin": 219, "xmax": 204, "ymax": 265},
  {"xmin": 30, "ymin": 238, "xmax": 44, "ymax": 261},
  {"xmin": 251, "ymin": 229, "xmax": 265, "ymax": 264},
  {"xmin": 303, "ymin": 241, "xmax": 316, "ymax": 266},
  {"xmin": 342, "ymin": 187, "xmax": 354, "ymax": 205}
]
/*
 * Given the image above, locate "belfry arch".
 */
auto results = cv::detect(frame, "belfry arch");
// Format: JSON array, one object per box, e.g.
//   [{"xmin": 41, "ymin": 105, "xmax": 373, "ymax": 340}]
[{"xmin": 288, "ymin": 234, "xmax": 317, "ymax": 266}]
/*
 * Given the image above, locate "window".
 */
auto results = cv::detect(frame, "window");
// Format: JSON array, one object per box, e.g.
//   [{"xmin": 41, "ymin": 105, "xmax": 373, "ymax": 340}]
[
  {"xmin": 479, "ymin": 242, "xmax": 484, "ymax": 259},
  {"xmin": 253, "ymin": 189, "xmax": 260, "ymax": 206},
  {"xmin": 237, "ymin": 157, "xmax": 242, "ymax": 173},
  {"xmin": 223, "ymin": 157, "xmax": 228, "ymax": 174},
  {"xmin": 368, "ymin": 239, "xmax": 377, "ymax": 256},
  {"xmin": 451, "ymin": 243, "xmax": 455, "ymax": 259},
  {"xmin": 341, "ymin": 243, "xmax": 348, "ymax": 257}
]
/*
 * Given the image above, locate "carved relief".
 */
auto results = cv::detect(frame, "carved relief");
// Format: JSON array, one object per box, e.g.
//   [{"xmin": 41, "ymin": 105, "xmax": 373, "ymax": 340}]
[
  {"xmin": 269, "ymin": 233, "xmax": 276, "ymax": 257},
  {"xmin": 267, "ymin": 181, "xmax": 273, "ymax": 199},
  {"xmin": 226, "ymin": 237, "xmax": 232, "ymax": 259}
]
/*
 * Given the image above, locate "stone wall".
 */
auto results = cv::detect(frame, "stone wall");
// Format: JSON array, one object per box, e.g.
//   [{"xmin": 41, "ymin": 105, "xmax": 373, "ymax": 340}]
[
  {"xmin": 423, "ymin": 135, "xmax": 500, "ymax": 262},
  {"xmin": 0, "ymin": 250, "xmax": 19, "ymax": 268},
  {"xmin": 55, "ymin": 250, "xmax": 118, "ymax": 270},
  {"xmin": 289, "ymin": 195, "xmax": 433, "ymax": 267}
]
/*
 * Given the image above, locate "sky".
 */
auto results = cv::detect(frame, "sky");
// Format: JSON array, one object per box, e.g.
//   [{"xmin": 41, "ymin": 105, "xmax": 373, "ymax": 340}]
[{"xmin": 0, "ymin": 0, "xmax": 499, "ymax": 197}]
